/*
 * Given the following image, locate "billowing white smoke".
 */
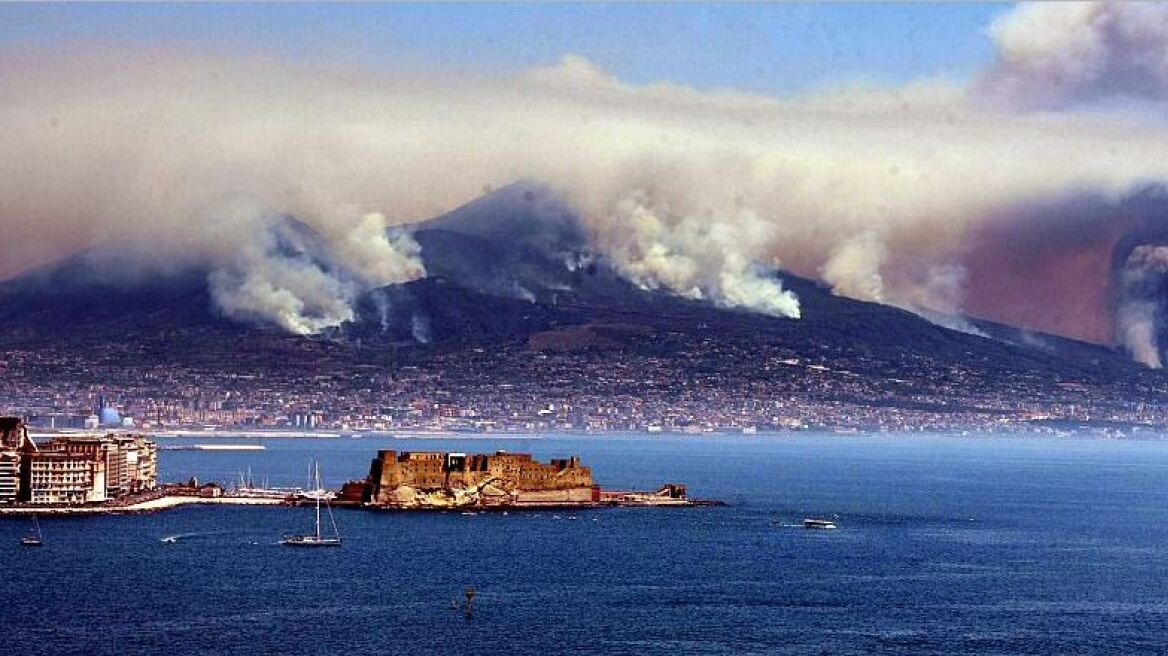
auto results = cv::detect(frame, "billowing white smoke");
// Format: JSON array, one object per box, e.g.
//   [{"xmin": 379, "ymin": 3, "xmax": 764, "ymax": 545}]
[
  {"xmin": 597, "ymin": 190, "xmax": 799, "ymax": 317},
  {"xmin": 980, "ymin": 2, "xmax": 1168, "ymax": 109},
  {"xmin": 819, "ymin": 234, "xmax": 984, "ymax": 335},
  {"xmin": 207, "ymin": 210, "xmax": 424, "ymax": 334},
  {"xmin": 1117, "ymin": 245, "xmax": 1168, "ymax": 368},
  {"xmin": 209, "ymin": 238, "xmax": 354, "ymax": 335},
  {"xmin": 5, "ymin": 2, "xmax": 1168, "ymax": 350},
  {"xmin": 335, "ymin": 214, "xmax": 425, "ymax": 287},
  {"xmin": 897, "ymin": 264, "xmax": 984, "ymax": 334},
  {"xmin": 820, "ymin": 232, "xmax": 888, "ymax": 303}
]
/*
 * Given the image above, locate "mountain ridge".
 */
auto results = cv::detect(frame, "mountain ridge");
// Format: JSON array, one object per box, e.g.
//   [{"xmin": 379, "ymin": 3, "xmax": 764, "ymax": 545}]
[{"xmin": 0, "ymin": 184, "xmax": 1141, "ymax": 379}]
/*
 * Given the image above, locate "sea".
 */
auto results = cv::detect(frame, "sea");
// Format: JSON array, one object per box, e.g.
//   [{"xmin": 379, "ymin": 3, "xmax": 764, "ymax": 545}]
[{"xmin": 3, "ymin": 433, "xmax": 1168, "ymax": 655}]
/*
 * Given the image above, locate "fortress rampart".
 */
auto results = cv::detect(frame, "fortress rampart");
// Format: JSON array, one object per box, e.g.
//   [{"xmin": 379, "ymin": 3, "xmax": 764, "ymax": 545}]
[{"xmin": 366, "ymin": 450, "xmax": 597, "ymax": 508}]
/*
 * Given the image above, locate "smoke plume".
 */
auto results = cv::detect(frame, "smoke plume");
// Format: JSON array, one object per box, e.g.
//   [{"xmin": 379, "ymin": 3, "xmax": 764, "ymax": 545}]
[
  {"xmin": 820, "ymin": 232, "xmax": 888, "ymax": 303},
  {"xmin": 206, "ymin": 211, "xmax": 423, "ymax": 334},
  {"xmin": 598, "ymin": 189, "xmax": 799, "ymax": 318},
  {"xmin": 979, "ymin": 3, "xmax": 1168, "ymax": 110},
  {"xmin": 1117, "ymin": 245, "xmax": 1168, "ymax": 367},
  {"xmin": 3, "ymin": 3, "xmax": 1168, "ymax": 359}
]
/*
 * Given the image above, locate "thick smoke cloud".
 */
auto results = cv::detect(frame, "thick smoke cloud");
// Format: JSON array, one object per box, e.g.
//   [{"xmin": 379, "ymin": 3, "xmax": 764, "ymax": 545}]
[
  {"xmin": 1117, "ymin": 244, "xmax": 1168, "ymax": 367},
  {"xmin": 598, "ymin": 189, "xmax": 799, "ymax": 317},
  {"xmin": 3, "ymin": 3, "xmax": 1168, "ymax": 358},
  {"xmin": 820, "ymin": 232, "xmax": 887, "ymax": 303},
  {"xmin": 206, "ymin": 210, "xmax": 423, "ymax": 334},
  {"xmin": 979, "ymin": 3, "xmax": 1168, "ymax": 110}
]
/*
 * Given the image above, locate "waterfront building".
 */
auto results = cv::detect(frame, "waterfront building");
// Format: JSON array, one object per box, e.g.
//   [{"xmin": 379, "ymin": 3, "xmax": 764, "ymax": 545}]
[
  {"xmin": 0, "ymin": 450, "xmax": 20, "ymax": 503},
  {"xmin": 27, "ymin": 450, "xmax": 107, "ymax": 504},
  {"xmin": 0, "ymin": 416, "xmax": 36, "ymax": 503},
  {"xmin": 0, "ymin": 424, "xmax": 160, "ymax": 505},
  {"xmin": 38, "ymin": 433, "xmax": 158, "ymax": 499}
]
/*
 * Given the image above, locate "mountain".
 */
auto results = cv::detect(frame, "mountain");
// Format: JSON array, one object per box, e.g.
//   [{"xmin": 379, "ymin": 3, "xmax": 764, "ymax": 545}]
[
  {"xmin": 0, "ymin": 183, "xmax": 1148, "ymax": 380},
  {"xmin": 4, "ymin": 183, "xmax": 1168, "ymax": 434}
]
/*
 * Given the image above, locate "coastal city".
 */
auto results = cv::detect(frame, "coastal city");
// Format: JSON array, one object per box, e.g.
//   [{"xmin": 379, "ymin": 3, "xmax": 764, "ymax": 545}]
[
  {"xmin": 2, "ymin": 325, "xmax": 1166, "ymax": 437},
  {"xmin": 0, "ymin": 416, "xmax": 157, "ymax": 505},
  {"xmin": 0, "ymin": 415, "xmax": 696, "ymax": 513}
]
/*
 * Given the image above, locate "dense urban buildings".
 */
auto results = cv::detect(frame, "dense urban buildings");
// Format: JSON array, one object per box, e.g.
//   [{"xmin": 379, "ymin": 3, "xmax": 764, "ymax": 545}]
[
  {"xmin": 2, "ymin": 323, "xmax": 1167, "ymax": 437},
  {"xmin": 0, "ymin": 417, "xmax": 157, "ymax": 504}
]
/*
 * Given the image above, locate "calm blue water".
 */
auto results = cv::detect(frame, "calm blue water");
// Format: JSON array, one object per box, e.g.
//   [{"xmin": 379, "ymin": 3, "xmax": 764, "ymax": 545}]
[{"xmin": 3, "ymin": 433, "xmax": 1168, "ymax": 655}]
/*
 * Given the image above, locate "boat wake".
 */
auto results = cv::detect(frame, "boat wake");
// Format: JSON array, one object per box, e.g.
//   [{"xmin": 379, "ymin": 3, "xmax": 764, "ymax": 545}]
[{"xmin": 159, "ymin": 531, "xmax": 230, "ymax": 544}]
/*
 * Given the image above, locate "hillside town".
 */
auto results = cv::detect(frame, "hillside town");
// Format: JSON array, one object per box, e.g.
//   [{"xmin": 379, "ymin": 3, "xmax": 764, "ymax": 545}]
[{"xmin": 2, "ymin": 326, "xmax": 1166, "ymax": 437}]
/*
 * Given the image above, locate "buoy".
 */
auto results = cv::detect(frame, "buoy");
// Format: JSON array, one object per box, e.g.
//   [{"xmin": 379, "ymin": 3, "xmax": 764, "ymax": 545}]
[{"xmin": 463, "ymin": 586, "xmax": 476, "ymax": 619}]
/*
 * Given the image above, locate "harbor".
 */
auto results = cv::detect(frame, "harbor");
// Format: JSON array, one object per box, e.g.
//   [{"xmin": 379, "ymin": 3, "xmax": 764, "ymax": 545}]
[
  {"xmin": 1, "ymin": 418, "xmax": 722, "ymax": 517},
  {"xmin": 7, "ymin": 432, "xmax": 1167, "ymax": 655}
]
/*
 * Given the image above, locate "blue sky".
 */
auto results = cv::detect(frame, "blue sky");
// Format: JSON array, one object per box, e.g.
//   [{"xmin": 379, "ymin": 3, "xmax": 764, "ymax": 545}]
[{"xmin": 0, "ymin": 3, "xmax": 1010, "ymax": 94}]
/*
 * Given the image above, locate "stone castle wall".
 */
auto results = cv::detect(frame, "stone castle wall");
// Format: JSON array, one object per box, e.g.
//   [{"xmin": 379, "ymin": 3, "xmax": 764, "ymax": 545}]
[{"xmin": 367, "ymin": 450, "xmax": 595, "ymax": 507}]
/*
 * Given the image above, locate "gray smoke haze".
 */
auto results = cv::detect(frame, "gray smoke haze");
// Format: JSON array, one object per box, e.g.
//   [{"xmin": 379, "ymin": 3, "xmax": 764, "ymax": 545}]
[
  {"xmin": 3, "ymin": 3, "xmax": 1168, "ymax": 356},
  {"xmin": 1117, "ymin": 245, "xmax": 1168, "ymax": 367},
  {"xmin": 979, "ymin": 2, "xmax": 1168, "ymax": 110},
  {"xmin": 205, "ymin": 208, "xmax": 423, "ymax": 334},
  {"xmin": 820, "ymin": 231, "xmax": 887, "ymax": 304}
]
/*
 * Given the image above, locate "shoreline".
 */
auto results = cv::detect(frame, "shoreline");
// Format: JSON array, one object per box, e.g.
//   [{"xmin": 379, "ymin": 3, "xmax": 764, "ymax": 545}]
[
  {"xmin": 139, "ymin": 428, "xmax": 1168, "ymax": 440},
  {"xmin": 27, "ymin": 427, "xmax": 1167, "ymax": 442},
  {"xmin": 0, "ymin": 494, "xmax": 724, "ymax": 518},
  {"xmin": 0, "ymin": 495, "xmax": 284, "ymax": 516}
]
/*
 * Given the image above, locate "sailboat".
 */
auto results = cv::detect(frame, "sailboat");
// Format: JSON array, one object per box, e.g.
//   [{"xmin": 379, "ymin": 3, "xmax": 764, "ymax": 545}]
[
  {"xmin": 281, "ymin": 461, "xmax": 342, "ymax": 547},
  {"xmin": 21, "ymin": 515, "xmax": 43, "ymax": 547}
]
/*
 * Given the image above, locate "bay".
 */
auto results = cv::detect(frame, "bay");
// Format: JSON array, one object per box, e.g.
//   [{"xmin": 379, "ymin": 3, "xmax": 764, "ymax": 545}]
[{"xmin": 3, "ymin": 433, "xmax": 1168, "ymax": 655}]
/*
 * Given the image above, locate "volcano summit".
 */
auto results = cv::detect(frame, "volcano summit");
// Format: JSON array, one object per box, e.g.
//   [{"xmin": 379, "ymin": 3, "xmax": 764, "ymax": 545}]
[{"xmin": 0, "ymin": 183, "xmax": 1165, "ymax": 435}]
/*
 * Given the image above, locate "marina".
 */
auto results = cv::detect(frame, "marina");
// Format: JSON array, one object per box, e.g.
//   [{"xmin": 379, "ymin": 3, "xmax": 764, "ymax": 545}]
[{"xmin": 0, "ymin": 432, "xmax": 722, "ymax": 515}]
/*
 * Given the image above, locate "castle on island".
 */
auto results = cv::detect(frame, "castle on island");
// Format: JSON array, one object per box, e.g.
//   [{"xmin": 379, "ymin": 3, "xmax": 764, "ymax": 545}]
[
  {"xmin": 339, "ymin": 449, "xmax": 691, "ymax": 509},
  {"xmin": 353, "ymin": 450, "xmax": 598, "ymax": 508}
]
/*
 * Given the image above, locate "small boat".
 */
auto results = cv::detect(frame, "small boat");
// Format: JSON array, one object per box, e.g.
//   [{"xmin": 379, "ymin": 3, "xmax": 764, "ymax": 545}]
[
  {"xmin": 281, "ymin": 461, "xmax": 342, "ymax": 547},
  {"xmin": 803, "ymin": 518, "xmax": 837, "ymax": 530},
  {"xmin": 21, "ymin": 515, "xmax": 44, "ymax": 547}
]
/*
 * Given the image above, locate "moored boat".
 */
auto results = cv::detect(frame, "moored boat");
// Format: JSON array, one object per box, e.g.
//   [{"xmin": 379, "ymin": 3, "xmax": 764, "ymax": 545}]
[{"xmin": 21, "ymin": 515, "xmax": 44, "ymax": 546}]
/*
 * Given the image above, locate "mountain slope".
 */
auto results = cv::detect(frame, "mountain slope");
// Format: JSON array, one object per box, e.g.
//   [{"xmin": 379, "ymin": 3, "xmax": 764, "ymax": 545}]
[{"xmin": 0, "ymin": 184, "xmax": 1143, "ymax": 383}]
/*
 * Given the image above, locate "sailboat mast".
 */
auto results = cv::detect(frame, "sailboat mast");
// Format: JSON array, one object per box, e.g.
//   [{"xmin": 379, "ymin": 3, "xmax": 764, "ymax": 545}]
[{"xmin": 314, "ymin": 461, "xmax": 322, "ymax": 539}]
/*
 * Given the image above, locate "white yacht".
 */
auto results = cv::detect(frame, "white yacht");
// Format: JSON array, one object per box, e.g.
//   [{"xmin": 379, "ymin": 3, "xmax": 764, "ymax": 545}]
[{"xmin": 282, "ymin": 461, "xmax": 342, "ymax": 547}]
